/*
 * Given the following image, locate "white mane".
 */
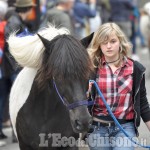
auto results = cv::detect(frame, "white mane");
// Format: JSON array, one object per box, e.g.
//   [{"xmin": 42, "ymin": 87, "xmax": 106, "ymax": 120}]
[{"xmin": 7, "ymin": 24, "xmax": 70, "ymax": 68}]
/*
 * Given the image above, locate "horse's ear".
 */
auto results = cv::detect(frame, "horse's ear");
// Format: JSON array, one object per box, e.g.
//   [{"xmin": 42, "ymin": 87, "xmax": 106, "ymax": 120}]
[
  {"xmin": 37, "ymin": 34, "xmax": 51, "ymax": 51},
  {"xmin": 80, "ymin": 32, "xmax": 94, "ymax": 48}
]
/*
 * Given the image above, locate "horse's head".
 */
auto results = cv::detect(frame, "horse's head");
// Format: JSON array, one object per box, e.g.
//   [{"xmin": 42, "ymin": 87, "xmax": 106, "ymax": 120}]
[{"xmin": 37, "ymin": 34, "xmax": 94, "ymax": 133}]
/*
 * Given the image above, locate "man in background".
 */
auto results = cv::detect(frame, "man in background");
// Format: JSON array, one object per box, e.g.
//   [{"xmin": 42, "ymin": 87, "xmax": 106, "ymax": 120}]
[
  {"xmin": 1, "ymin": 0, "xmax": 36, "ymax": 143},
  {"xmin": 41, "ymin": 0, "xmax": 75, "ymax": 35},
  {"xmin": 0, "ymin": 0, "xmax": 8, "ymax": 146}
]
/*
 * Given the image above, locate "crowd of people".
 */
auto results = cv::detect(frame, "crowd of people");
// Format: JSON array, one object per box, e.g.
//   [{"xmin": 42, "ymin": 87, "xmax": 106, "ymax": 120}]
[{"xmin": 0, "ymin": 0, "xmax": 150, "ymax": 148}]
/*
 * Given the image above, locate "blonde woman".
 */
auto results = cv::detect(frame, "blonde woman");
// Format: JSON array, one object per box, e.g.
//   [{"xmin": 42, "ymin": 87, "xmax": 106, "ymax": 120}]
[{"xmin": 87, "ymin": 22, "xmax": 150, "ymax": 150}]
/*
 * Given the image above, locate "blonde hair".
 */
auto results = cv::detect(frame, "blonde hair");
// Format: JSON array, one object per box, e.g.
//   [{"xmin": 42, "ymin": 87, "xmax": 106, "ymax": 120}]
[
  {"xmin": 88, "ymin": 22, "xmax": 132, "ymax": 67},
  {"xmin": 7, "ymin": 24, "xmax": 70, "ymax": 68}
]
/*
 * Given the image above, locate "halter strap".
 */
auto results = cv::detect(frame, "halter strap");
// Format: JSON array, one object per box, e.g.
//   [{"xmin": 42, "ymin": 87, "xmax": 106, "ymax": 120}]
[{"xmin": 53, "ymin": 80, "xmax": 94, "ymax": 110}]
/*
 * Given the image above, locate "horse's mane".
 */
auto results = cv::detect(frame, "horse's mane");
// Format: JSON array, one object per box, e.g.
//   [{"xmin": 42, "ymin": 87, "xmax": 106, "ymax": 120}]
[
  {"xmin": 7, "ymin": 24, "xmax": 93, "ymax": 88},
  {"xmin": 7, "ymin": 24, "xmax": 69, "ymax": 68},
  {"xmin": 36, "ymin": 34, "xmax": 93, "ymax": 87}
]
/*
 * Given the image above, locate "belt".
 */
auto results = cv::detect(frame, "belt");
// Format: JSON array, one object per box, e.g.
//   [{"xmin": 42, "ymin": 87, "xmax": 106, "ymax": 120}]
[{"xmin": 92, "ymin": 117, "xmax": 134, "ymax": 127}]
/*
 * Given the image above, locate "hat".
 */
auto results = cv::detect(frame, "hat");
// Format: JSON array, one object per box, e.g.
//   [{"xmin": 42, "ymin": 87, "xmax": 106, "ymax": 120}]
[{"xmin": 14, "ymin": 0, "xmax": 36, "ymax": 7}]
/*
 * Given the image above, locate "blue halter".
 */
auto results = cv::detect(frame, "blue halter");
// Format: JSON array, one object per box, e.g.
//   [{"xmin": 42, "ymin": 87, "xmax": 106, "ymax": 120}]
[{"xmin": 53, "ymin": 80, "xmax": 94, "ymax": 110}]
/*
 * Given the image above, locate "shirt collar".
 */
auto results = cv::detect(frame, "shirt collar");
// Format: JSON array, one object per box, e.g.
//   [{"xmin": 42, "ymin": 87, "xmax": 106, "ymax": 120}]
[{"xmin": 122, "ymin": 57, "xmax": 132, "ymax": 67}]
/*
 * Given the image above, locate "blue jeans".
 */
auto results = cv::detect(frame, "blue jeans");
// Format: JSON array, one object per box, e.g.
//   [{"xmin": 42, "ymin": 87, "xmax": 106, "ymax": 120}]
[{"xmin": 88, "ymin": 122, "xmax": 136, "ymax": 150}]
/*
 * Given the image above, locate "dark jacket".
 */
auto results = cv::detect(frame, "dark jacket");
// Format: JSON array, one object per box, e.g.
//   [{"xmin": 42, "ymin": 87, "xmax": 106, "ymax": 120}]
[
  {"xmin": 73, "ymin": 0, "xmax": 96, "ymax": 26},
  {"xmin": 1, "ymin": 12, "xmax": 26, "ymax": 78},
  {"xmin": 5, "ymin": 12, "xmax": 27, "ymax": 38},
  {"xmin": 133, "ymin": 61, "xmax": 150, "ymax": 134},
  {"xmin": 109, "ymin": 0, "xmax": 135, "ymax": 21},
  {"xmin": 41, "ymin": 7, "xmax": 74, "ymax": 35}
]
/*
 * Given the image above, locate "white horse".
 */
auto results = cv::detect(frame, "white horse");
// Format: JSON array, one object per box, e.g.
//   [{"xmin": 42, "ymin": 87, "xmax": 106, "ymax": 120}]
[{"xmin": 140, "ymin": 2, "xmax": 150, "ymax": 53}]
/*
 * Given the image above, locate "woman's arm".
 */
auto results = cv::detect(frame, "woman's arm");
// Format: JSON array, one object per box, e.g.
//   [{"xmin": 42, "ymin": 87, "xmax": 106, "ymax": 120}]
[{"xmin": 140, "ymin": 74, "xmax": 150, "ymax": 131}]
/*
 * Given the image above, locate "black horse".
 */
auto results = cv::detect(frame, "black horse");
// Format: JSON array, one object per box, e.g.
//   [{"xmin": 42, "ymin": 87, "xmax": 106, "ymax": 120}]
[{"xmin": 9, "ymin": 28, "xmax": 94, "ymax": 150}]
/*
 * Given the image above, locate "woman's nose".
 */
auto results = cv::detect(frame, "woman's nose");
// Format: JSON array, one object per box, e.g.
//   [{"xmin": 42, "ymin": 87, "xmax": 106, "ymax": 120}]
[{"xmin": 106, "ymin": 42, "xmax": 111, "ymax": 48}]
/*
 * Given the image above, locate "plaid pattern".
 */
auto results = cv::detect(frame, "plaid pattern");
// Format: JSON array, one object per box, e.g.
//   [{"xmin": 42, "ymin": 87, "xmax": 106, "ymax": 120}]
[{"xmin": 93, "ymin": 57, "xmax": 134, "ymax": 120}]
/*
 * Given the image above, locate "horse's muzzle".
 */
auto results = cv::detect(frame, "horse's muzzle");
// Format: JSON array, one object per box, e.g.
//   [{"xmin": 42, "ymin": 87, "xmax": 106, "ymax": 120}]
[{"xmin": 73, "ymin": 117, "xmax": 93, "ymax": 133}]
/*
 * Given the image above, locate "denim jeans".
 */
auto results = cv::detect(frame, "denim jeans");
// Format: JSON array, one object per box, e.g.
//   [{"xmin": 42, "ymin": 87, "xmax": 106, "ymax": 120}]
[{"xmin": 88, "ymin": 122, "xmax": 136, "ymax": 150}]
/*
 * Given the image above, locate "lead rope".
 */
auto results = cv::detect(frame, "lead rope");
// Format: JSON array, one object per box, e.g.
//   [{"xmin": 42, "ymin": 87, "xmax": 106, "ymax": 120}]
[{"xmin": 89, "ymin": 80, "xmax": 150, "ymax": 149}]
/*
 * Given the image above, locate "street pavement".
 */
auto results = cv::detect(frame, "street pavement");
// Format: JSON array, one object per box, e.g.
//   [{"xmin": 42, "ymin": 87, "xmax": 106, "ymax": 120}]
[{"xmin": 0, "ymin": 39, "xmax": 150, "ymax": 150}]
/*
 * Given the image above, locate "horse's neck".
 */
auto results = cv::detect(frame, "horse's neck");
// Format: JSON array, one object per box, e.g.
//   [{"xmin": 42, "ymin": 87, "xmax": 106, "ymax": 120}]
[{"xmin": 26, "ymin": 80, "xmax": 66, "ymax": 115}]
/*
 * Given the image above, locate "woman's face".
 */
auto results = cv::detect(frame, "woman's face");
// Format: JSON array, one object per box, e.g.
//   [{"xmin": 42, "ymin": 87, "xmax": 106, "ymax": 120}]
[{"xmin": 100, "ymin": 32, "xmax": 120, "ymax": 60}]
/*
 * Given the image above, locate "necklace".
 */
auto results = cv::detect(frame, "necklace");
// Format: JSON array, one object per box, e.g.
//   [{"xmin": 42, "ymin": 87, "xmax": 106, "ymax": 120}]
[{"xmin": 106, "ymin": 57, "xmax": 120, "ymax": 64}]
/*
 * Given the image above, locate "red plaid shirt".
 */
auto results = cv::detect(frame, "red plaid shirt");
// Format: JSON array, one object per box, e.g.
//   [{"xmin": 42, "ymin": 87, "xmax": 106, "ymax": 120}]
[{"xmin": 93, "ymin": 57, "xmax": 134, "ymax": 120}]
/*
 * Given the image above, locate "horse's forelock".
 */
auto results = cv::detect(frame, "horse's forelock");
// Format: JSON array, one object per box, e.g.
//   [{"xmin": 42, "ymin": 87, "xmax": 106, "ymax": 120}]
[{"xmin": 36, "ymin": 35, "xmax": 93, "ymax": 87}]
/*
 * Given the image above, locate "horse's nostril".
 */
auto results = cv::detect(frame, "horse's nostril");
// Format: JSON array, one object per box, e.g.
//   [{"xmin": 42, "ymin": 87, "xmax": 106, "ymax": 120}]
[
  {"xmin": 88, "ymin": 118, "xmax": 93, "ymax": 125},
  {"xmin": 75, "ymin": 120, "xmax": 83, "ymax": 130},
  {"xmin": 89, "ymin": 118, "xmax": 93, "ymax": 125},
  {"xmin": 88, "ymin": 122, "xmax": 93, "ymax": 129}
]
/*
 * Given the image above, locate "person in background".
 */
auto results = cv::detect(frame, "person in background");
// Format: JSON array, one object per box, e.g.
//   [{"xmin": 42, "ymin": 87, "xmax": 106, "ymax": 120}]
[
  {"xmin": 0, "ymin": 0, "xmax": 8, "ymax": 147},
  {"xmin": 2, "ymin": 0, "xmax": 36, "ymax": 80},
  {"xmin": 140, "ymin": 2, "xmax": 150, "ymax": 56},
  {"xmin": 27, "ymin": 0, "xmax": 40, "ymax": 32},
  {"xmin": 86, "ymin": 22, "xmax": 150, "ymax": 149},
  {"xmin": 40, "ymin": 0, "xmax": 56, "ymax": 21},
  {"xmin": 5, "ymin": 0, "xmax": 36, "ymax": 37},
  {"xmin": 41, "ymin": 0, "xmax": 75, "ymax": 35},
  {"xmin": 129, "ymin": 5, "xmax": 140, "ymax": 60},
  {"xmin": 109, "ymin": 0, "xmax": 140, "ymax": 61},
  {"xmin": 1, "ymin": 0, "xmax": 36, "ymax": 143},
  {"xmin": 109, "ymin": 0, "xmax": 134, "ymax": 40},
  {"xmin": 97, "ymin": 0, "xmax": 111, "ymax": 23},
  {"xmin": 73, "ymin": 0, "xmax": 96, "ymax": 38}
]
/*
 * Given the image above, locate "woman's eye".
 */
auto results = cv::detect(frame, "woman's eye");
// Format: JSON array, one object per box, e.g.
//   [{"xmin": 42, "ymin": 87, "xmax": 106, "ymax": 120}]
[{"xmin": 111, "ymin": 40, "xmax": 116, "ymax": 43}]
